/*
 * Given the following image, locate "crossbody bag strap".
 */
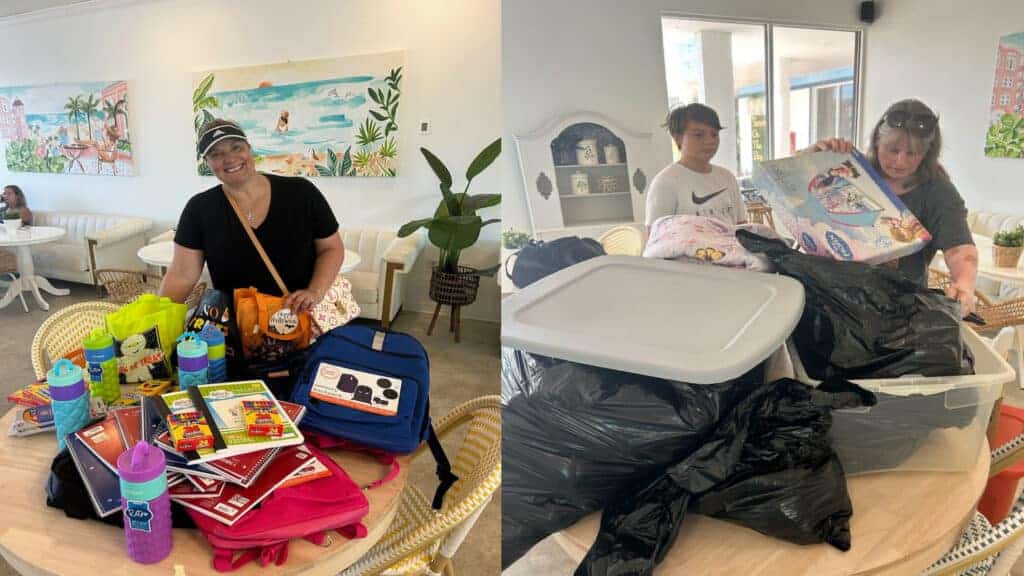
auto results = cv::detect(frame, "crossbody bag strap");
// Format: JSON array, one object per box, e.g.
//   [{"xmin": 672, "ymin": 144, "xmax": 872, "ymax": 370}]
[{"xmin": 223, "ymin": 188, "xmax": 290, "ymax": 296}]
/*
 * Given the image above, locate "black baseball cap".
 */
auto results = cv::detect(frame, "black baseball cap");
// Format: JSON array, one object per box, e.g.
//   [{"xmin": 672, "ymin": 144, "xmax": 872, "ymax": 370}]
[
  {"xmin": 196, "ymin": 121, "xmax": 249, "ymax": 159},
  {"xmin": 665, "ymin": 103, "xmax": 724, "ymax": 136}
]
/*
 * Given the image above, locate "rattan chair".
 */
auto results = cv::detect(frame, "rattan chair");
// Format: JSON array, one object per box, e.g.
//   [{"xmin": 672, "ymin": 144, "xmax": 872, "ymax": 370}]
[
  {"xmin": 94, "ymin": 268, "xmax": 206, "ymax": 309},
  {"xmin": 94, "ymin": 268, "xmax": 162, "ymax": 304},
  {"xmin": 928, "ymin": 269, "xmax": 1024, "ymax": 334},
  {"xmin": 0, "ymin": 248, "xmax": 26, "ymax": 312},
  {"xmin": 30, "ymin": 300, "xmax": 119, "ymax": 380},
  {"xmin": 598, "ymin": 225, "xmax": 643, "ymax": 256},
  {"xmin": 922, "ymin": 431, "xmax": 1024, "ymax": 575},
  {"xmin": 340, "ymin": 395, "xmax": 502, "ymax": 576}
]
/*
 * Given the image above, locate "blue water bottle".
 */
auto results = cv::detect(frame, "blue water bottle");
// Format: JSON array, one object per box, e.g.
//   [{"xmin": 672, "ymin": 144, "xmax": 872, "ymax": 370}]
[
  {"xmin": 176, "ymin": 332, "xmax": 208, "ymax": 390},
  {"xmin": 199, "ymin": 323, "xmax": 226, "ymax": 383},
  {"xmin": 48, "ymin": 359, "xmax": 90, "ymax": 451}
]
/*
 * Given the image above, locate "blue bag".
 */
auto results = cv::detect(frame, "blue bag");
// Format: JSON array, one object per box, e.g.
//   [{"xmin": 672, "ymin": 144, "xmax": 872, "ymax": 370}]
[{"xmin": 291, "ymin": 324, "xmax": 455, "ymax": 507}]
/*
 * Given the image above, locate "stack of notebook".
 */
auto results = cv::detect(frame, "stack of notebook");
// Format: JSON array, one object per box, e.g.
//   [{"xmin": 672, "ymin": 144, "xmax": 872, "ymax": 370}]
[{"xmin": 70, "ymin": 380, "xmax": 329, "ymax": 525}]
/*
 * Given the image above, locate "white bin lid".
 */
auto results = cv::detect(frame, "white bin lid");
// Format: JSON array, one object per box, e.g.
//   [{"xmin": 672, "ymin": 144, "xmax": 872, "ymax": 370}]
[{"xmin": 501, "ymin": 255, "xmax": 805, "ymax": 384}]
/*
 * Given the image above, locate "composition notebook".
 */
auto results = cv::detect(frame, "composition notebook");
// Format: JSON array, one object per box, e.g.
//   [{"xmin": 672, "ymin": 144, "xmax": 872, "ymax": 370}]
[
  {"xmin": 154, "ymin": 381, "xmax": 304, "ymax": 465},
  {"xmin": 752, "ymin": 149, "xmax": 931, "ymax": 264}
]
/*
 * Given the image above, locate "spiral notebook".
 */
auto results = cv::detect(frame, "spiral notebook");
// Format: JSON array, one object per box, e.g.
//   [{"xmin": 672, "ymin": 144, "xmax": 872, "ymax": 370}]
[{"xmin": 66, "ymin": 434, "xmax": 121, "ymax": 518}]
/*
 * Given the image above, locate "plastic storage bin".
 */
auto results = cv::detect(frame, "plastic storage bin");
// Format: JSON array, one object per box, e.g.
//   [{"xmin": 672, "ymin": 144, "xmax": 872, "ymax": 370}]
[
  {"xmin": 787, "ymin": 327, "xmax": 1014, "ymax": 475},
  {"xmin": 502, "ymin": 255, "xmax": 805, "ymax": 384}
]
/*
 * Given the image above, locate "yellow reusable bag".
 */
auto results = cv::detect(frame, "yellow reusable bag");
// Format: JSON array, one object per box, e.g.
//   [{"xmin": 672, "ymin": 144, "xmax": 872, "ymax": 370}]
[{"xmin": 105, "ymin": 293, "xmax": 187, "ymax": 383}]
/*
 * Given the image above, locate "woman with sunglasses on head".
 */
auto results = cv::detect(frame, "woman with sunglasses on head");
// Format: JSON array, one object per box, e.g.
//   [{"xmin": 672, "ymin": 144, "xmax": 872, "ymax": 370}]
[{"xmin": 805, "ymin": 99, "xmax": 978, "ymax": 317}]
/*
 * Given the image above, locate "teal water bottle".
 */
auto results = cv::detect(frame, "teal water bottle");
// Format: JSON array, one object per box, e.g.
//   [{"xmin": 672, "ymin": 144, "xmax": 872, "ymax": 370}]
[
  {"xmin": 48, "ymin": 359, "xmax": 90, "ymax": 451},
  {"xmin": 83, "ymin": 329, "xmax": 120, "ymax": 405},
  {"xmin": 176, "ymin": 332, "xmax": 208, "ymax": 390}
]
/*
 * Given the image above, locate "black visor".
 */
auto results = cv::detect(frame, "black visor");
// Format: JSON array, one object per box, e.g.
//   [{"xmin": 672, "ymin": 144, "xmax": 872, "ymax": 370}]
[{"xmin": 197, "ymin": 124, "xmax": 248, "ymax": 159}]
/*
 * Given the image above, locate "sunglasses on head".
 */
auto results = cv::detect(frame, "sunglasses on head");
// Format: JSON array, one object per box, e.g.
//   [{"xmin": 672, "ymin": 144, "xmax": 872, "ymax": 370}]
[{"xmin": 883, "ymin": 110, "xmax": 938, "ymax": 135}]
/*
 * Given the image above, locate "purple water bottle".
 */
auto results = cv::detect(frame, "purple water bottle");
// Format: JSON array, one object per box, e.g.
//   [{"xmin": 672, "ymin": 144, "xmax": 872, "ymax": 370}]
[{"xmin": 117, "ymin": 441, "xmax": 173, "ymax": 564}]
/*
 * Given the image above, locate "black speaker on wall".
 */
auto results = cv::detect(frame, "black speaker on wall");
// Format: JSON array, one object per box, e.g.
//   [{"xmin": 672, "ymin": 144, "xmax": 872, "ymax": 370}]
[{"xmin": 860, "ymin": 1, "xmax": 876, "ymax": 23}]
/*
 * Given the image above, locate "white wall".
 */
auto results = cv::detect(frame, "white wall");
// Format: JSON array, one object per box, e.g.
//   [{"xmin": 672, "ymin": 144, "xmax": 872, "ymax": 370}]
[
  {"xmin": 862, "ymin": 0, "xmax": 1024, "ymax": 215},
  {"xmin": 502, "ymin": 0, "xmax": 862, "ymax": 234},
  {"xmin": 0, "ymin": 0, "xmax": 501, "ymax": 322}
]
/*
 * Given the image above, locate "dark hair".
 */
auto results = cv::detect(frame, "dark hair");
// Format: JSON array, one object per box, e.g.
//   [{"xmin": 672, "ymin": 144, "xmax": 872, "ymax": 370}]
[
  {"xmin": 664, "ymin": 103, "xmax": 723, "ymax": 138},
  {"xmin": 867, "ymin": 99, "xmax": 949, "ymax": 188},
  {"xmin": 3, "ymin": 185, "xmax": 26, "ymax": 208}
]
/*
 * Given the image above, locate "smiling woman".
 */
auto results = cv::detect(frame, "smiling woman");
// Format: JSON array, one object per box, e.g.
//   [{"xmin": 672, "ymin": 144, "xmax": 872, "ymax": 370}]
[{"xmin": 158, "ymin": 117, "xmax": 346, "ymax": 318}]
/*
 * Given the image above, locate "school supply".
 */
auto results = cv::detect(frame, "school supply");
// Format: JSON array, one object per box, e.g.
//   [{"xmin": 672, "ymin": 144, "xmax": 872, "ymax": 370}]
[
  {"xmin": 117, "ymin": 442, "xmax": 173, "ymax": 564},
  {"xmin": 7, "ymin": 404, "xmax": 54, "ymax": 437},
  {"xmin": 177, "ymin": 331, "xmax": 210, "ymax": 389},
  {"xmin": 185, "ymin": 444, "xmax": 370, "ymax": 572},
  {"xmin": 66, "ymin": 433, "xmax": 121, "ymax": 517},
  {"xmin": 241, "ymin": 400, "xmax": 283, "ymax": 437},
  {"xmin": 292, "ymin": 325, "xmax": 456, "ymax": 508},
  {"xmin": 83, "ymin": 328, "xmax": 120, "ymax": 404},
  {"xmin": 49, "ymin": 359, "xmax": 91, "ymax": 451},
  {"xmin": 167, "ymin": 411, "xmax": 215, "ymax": 452},
  {"xmin": 75, "ymin": 417, "xmax": 126, "ymax": 472}
]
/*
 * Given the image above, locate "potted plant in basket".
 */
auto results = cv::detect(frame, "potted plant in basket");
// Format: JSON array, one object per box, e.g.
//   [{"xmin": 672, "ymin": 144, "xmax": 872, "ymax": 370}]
[
  {"xmin": 993, "ymin": 225, "xmax": 1024, "ymax": 268},
  {"xmin": 398, "ymin": 138, "xmax": 501, "ymax": 339}
]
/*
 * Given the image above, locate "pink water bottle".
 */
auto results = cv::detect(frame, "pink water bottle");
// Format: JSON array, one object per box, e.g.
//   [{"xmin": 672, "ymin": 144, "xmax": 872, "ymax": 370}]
[{"xmin": 116, "ymin": 441, "xmax": 173, "ymax": 564}]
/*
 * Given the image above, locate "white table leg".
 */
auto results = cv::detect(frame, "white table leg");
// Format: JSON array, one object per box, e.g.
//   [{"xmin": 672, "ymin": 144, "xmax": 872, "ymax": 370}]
[
  {"xmin": 34, "ymin": 276, "xmax": 70, "ymax": 296},
  {"xmin": 7, "ymin": 244, "xmax": 67, "ymax": 311},
  {"xmin": 0, "ymin": 274, "xmax": 26, "ymax": 311}
]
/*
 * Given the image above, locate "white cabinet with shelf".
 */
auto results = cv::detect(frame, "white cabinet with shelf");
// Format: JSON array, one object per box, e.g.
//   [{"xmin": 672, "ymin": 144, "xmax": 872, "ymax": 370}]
[{"xmin": 515, "ymin": 111, "xmax": 656, "ymax": 236}]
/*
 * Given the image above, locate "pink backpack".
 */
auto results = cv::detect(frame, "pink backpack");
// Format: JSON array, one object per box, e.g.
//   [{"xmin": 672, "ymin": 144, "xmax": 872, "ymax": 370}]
[{"xmin": 188, "ymin": 444, "xmax": 385, "ymax": 571}]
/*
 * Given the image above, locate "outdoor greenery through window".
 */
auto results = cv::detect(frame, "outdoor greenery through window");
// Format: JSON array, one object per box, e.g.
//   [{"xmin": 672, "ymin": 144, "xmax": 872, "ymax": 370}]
[{"xmin": 661, "ymin": 17, "xmax": 860, "ymax": 183}]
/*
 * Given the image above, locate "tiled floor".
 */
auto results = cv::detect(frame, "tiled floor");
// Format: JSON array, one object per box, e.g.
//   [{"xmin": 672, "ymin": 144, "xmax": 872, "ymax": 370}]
[{"xmin": 0, "ymin": 282, "xmax": 500, "ymax": 575}]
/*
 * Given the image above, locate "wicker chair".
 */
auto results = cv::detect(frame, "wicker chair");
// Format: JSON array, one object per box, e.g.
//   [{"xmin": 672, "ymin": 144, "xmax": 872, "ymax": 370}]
[
  {"xmin": 928, "ymin": 269, "xmax": 1024, "ymax": 334},
  {"xmin": 341, "ymin": 395, "xmax": 502, "ymax": 576},
  {"xmin": 598, "ymin": 225, "xmax": 643, "ymax": 256},
  {"xmin": 0, "ymin": 248, "xmax": 26, "ymax": 312},
  {"xmin": 94, "ymin": 268, "xmax": 161, "ymax": 304},
  {"xmin": 30, "ymin": 301, "xmax": 119, "ymax": 380},
  {"xmin": 922, "ymin": 432, "xmax": 1024, "ymax": 575},
  {"xmin": 94, "ymin": 268, "xmax": 206, "ymax": 308}
]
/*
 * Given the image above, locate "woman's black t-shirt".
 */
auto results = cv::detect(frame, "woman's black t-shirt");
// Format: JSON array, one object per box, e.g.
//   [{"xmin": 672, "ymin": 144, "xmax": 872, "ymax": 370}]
[
  {"xmin": 894, "ymin": 177, "xmax": 973, "ymax": 287},
  {"xmin": 174, "ymin": 174, "xmax": 339, "ymax": 296}
]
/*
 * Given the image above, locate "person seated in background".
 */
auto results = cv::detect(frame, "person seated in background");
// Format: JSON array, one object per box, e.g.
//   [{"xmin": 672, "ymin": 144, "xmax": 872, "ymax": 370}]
[
  {"xmin": 804, "ymin": 99, "xmax": 978, "ymax": 317},
  {"xmin": 645, "ymin": 103, "xmax": 748, "ymax": 240},
  {"xmin": 2, "ymin": 184, "xmax": 33, "ymax": 225}
]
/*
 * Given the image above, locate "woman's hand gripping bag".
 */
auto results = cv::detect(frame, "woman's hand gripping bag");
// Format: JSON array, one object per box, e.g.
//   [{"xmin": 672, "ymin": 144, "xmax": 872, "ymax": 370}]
[
  {"xmin": 233, "ymin": 287, "xmax": 312, "ymax": 365},
  {"xmin": 105, "ymin": 294, "xmax": 186, "ymax": 383}
]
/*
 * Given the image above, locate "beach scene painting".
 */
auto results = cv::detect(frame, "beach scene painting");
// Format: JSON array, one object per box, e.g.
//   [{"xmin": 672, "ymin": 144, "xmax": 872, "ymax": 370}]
[
  {"xmin": 0, "ymin": 80, "xmax": 133, "ymax": 175},
  {"xmin": 193, "ymin": 51, "xmax": 403, "ymax": 177}
]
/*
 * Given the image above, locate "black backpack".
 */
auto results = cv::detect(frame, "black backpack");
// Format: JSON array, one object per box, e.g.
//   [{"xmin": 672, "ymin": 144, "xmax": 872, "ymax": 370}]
[{"xmin": 506, "ymin": 237, "xmax": 605, "ymax": 288}]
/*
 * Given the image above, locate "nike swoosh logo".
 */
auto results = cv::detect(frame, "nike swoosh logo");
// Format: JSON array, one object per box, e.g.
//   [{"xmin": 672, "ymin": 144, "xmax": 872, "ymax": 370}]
[{"xmin": 692, "ymin": 188, "xmax": 727, "ymax": 205}]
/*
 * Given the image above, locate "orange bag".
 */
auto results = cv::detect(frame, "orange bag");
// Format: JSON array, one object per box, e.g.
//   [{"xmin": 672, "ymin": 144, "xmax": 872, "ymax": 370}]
[{"xmin": 234, "ymin": 287, "xmax": 312, "ymax": 363}]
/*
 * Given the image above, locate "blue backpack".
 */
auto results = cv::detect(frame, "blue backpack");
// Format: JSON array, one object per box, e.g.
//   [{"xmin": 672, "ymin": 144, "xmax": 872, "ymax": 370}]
[{"xmin": 291, "ymin": 324, "xmax": 455, "ymax": 507}]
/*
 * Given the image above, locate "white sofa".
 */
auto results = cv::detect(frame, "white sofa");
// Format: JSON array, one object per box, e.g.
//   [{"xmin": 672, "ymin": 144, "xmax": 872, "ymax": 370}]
[
  {"xmin": 968, "ymin": 211, "xmax": 1024, "ymax": 300},
  {"xmin": 340, "ymin": 228, "xmax": 426, "ymax": 328},
  {"xmin": 30, "ymin": 211, "xmax": 152, "ymax": 285}
]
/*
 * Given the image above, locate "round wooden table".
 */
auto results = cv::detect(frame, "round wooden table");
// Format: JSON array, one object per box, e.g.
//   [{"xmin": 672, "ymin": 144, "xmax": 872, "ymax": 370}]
[
  {"xmin": 0, "ymin": 408, "xmax": 408, "ymax": 575},
  {"xmin": 552, "ymin": 441, "xmax": 990, "ymax": 576}
]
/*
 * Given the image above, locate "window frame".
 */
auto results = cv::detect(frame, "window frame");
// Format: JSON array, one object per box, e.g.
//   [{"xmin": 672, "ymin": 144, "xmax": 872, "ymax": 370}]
[{"xmin": 659, "ymin": 14, "xmax": 864, "ymax": 165}]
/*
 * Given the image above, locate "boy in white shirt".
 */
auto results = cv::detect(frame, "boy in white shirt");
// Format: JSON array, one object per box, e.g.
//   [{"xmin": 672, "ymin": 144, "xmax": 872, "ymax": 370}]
[{"xmin": 645, "ymin": 104, "xmax": 747, "ymax": 237}]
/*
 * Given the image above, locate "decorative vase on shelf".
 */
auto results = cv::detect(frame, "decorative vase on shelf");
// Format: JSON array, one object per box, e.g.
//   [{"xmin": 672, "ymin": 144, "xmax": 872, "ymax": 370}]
[
  {"xmin": 576, "ymin": 138, "xmax": 599, "ymax": 166},
  {"xmin": 603, "ymin": 144, "xmax": 620, "ymax": 165},
  {"xmin": 570, "ymin": 171, "xmax": 590, "ymax": 195}
]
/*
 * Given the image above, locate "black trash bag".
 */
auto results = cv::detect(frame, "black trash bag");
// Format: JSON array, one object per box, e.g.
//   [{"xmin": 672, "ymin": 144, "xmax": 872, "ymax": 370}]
[
  {"xmin": 500, "ymin": 353, "xmax": 763, "ymax": 569},
  {"xmin": 577, "ymin": 378, "xmax": 875, "ymax": 576},
  {"xmin": 736, "ymin": 229, "xmax": 972, "ymax": 379},
  {"xmin": 47, "ymin": 443, "xmax": 196, "ymax": 529},
  {"xmin": 508, "ymin": 236, "xmax": 605, "ymax": 288}
]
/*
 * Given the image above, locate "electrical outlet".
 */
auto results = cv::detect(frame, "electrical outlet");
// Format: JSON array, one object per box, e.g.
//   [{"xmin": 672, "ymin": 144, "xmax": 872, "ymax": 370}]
[{"xmin": 419, "ymin": 120, "xmax": 431, "ymax": 135}]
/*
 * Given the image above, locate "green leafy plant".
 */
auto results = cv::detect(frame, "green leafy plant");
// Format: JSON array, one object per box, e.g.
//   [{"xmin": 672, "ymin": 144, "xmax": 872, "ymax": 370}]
[
  {"xmin": 193, "ymin": 73, "xmax": 220, "ymax": 135},
  {"xmin": 985, "ymin": 114, "xmax": 1024, "ymax": 159},
  {"xmin": 502, "ymin": 228, "xmax": 531, "ymax": 250},
  {"xmin": 4, "ymin": 139, "xmax": 64, "ymax": 173},
  {"xmin": 356, "ymin": 118, "xmax": 382, "ymax": 147},
  {"xmin": 994, "ymin": 225, "xmax": 1024, "ymax": 248},
  {"xmin": 398, "ymin": 138, "xmax": 502, "ymax": 274},
  {"xmin": 368, "ymin": 67, "xmax": 402, "ymax": 137},
  {"xmin": 316, "ymin": 147, "xmax": 355, "ymax": 177}
]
